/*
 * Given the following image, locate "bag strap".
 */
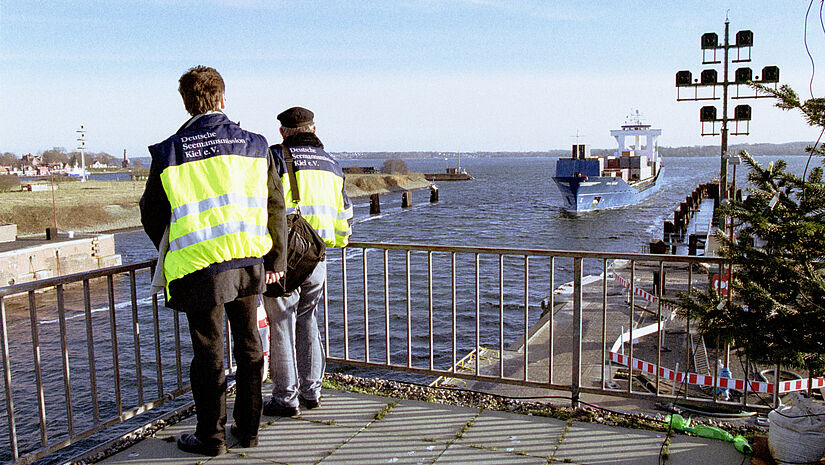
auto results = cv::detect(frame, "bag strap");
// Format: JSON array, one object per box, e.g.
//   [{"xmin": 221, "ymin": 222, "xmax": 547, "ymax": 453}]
[{"xmin": 279, "ymin": 144, "xmax": 301, "ymax": 209}]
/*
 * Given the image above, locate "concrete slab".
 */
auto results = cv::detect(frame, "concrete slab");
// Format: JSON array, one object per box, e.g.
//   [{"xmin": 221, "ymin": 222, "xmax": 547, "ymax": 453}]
[
  {"xmin": 454, "ymin": 409, "xmax": 566, "ymax": 459},
  {"xmin": 87, "ymin": 389, "xmax": 750, "ymax": 465},
  {"xmin": 94, "ymin": 437, "xmax": 203, "ymax": 465},
  {"xmin": 289, "ymin": 390, "xmax": 393, "ymax": 428},
  {"xmin": 554, "ymin": 420, "xmax": 674, "ymax": 465},
  {"xmin": 209, "ymin": 456, "xmax": 276, "ymax": 465},
  {"xmin": 435, "ymin": 442, "xmax": 548, "ymax": 464},
  {"xmin": 242, "ymin": 418, "xmax": 362, "ymax": 465},
  {"xmin": 366, "ymin": 398, "xmax": 481, "ymax": 443},
  {"xmin": 554, "ymin": 420, "xmax": 749, "ymax": 465},
  {"xmin": 320, "ymin": 429, "xmax": 448, "ymax": 465},
  {"xmin": 666, "ymin": 432, "xmax": 752, "ymax": 465}
]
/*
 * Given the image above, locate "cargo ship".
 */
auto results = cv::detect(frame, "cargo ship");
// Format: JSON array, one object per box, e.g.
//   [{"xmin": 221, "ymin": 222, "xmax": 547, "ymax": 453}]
[{"xmin": 553, "ymin": 111, "xmax": 662, "ymax": 212}]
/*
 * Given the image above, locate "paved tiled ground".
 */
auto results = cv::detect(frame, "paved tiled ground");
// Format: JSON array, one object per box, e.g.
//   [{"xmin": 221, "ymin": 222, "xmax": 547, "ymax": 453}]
[{"xmin": 94, "ymin": 389, "xmax": 749, "ymax": 465}]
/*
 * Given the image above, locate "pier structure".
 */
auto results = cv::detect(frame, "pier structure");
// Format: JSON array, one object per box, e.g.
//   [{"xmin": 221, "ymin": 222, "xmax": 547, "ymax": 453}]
[{"xmin": 0, "ymin": 225, "xmax": 121, "ymax": 287}]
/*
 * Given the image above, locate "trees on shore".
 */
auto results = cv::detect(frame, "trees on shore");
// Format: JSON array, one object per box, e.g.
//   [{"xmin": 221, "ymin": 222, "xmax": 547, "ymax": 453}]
[{"xmin": 0, "ymin": 148, "xmax": 119, "ymax": 167}]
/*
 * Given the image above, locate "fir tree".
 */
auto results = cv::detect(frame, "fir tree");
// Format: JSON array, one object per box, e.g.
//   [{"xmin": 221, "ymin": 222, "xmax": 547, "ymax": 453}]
[{"xmin": 674, "ymin": 83, "xmax": 825, "ymax": 378}]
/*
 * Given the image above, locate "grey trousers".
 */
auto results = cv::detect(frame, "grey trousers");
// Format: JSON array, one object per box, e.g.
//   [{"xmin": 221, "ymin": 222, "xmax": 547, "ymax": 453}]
[{"xmin": 264, "ymin": 260, "xmax": 326, "ymax": 408}]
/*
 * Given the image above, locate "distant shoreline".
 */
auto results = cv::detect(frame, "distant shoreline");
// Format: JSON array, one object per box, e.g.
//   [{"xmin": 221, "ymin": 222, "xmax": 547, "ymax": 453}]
[{"xmin": 329, "ymin": 141, "xmax": 816, "ymax": 160}]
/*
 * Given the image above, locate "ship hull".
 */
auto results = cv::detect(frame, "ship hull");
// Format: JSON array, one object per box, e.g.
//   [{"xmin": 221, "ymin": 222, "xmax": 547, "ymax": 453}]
[{"xmin": 553, "ymin": 168, "xmax": 662, "ymax": 212}]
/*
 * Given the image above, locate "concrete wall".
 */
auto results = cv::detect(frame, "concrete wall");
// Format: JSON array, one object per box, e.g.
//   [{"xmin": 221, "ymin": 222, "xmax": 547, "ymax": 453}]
[
  {"xmin": 0, "ymin": 234, "xmax": 121, "ymax": 286},
  {"xmin": 0, "ymin": 224, "xmax": 16, "ymax": 243}
]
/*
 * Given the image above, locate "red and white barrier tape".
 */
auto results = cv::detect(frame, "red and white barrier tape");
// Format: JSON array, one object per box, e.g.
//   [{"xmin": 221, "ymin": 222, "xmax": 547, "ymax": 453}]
[
  {"xmin": 613, "ymin": 273, "xmax": 676, "ymax": 317},
  {"xmin": 608, "ymin": 351, "xmax": 824, "ymax": 394}
]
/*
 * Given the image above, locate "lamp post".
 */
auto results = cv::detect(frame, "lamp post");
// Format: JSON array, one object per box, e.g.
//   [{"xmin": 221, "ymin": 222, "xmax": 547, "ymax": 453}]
[
  {"xmin": 728, "ymin": 153, "xmax": 741, "ymax": 199},
  {"xmin": 722, "ymin": 153, "xmax": 741, "ymax": 369}
]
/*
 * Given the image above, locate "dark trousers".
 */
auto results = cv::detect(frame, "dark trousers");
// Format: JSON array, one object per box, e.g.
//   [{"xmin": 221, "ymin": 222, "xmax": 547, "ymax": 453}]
[{"xmin": 185, "ymin": 294, "xmax": 263, "ymax": 446}]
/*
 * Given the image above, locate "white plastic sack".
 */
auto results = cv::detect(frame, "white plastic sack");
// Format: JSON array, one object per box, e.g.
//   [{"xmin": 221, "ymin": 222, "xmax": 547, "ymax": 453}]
[
  {"xmin": 768, "ymin": 392, "xmax": 825, "ymax": 464},
  {"xmin": 256, "ymin": 297, "xmax": 270, "ymax": 381}
]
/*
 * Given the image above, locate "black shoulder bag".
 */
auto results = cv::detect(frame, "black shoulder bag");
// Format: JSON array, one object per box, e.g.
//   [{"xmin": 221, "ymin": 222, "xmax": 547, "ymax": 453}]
[{"xmin": 264, "ymin": 144, "xmax": 327, "ymax": 297}]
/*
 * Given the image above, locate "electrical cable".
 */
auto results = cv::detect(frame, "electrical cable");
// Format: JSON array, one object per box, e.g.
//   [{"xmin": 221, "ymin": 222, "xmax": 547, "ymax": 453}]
[
  {"xmin": 801, "ymin": 0, "xmax": 824, "ymax": 200},
  {"xmin": 805, "ymin": 0, "xmax": 816, "ymax": 98}
]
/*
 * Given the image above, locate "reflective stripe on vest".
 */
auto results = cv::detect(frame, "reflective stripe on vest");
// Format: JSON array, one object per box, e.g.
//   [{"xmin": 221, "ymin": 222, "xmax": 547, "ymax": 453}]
[
  {"xmin": 282, "ymin": 164, "xmax": 352, "ymax": 248},
  {"xmin": 172, "ymin": 192, "xmax": 267, "ymax": 224},
  {"xmin": 162, "ymin": 154, "xmax": 272, "ymax": 282}
]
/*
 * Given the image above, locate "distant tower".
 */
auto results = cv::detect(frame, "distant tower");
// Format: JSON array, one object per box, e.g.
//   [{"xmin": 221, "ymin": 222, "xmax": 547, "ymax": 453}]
[
  {"xmin": 76, "ymin": 125, "xmax": 87, "ymax": 182},
  {"xmin": 122, "ymin": 149, "xmax": 130, "ymax": 168}
]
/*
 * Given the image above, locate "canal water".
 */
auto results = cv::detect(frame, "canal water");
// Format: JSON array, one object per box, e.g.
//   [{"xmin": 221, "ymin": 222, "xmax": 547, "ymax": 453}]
[{"xmin": 1, "ymin": 154, "xmax": 811, "ymax": 461}]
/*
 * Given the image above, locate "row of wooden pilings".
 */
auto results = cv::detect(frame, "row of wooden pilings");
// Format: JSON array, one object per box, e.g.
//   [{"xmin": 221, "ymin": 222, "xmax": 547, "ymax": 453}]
[
  {"xmin": 662, "ymin": 181, "xmax": 719, "ymax": 244},
  {"xmin": 369, "ymin": 185, "xmax": 439, "ymax": 214},
  {"xmin": 652, "ymin": 180, "xmax": 745, "ymax": 255}
]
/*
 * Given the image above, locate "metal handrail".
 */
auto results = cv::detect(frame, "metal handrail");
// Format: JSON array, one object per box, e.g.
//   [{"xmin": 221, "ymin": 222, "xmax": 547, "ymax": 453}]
[
  {"xmin": 0, "ymin": 242, "xmax": 765, "ymax": 465},
  {"xmin": 0, "ymin": 259, "xmax": 180, "ymax": 465}
]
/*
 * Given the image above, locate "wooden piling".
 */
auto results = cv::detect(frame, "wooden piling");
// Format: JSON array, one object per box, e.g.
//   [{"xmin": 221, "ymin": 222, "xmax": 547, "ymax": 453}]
[
  {"xmin": 370, "ymin": 194, "xmax": 380, "ymax": 215},
  {"xmin": 401, "ymin": 191, "xmax": 412, "ymax": 208}
]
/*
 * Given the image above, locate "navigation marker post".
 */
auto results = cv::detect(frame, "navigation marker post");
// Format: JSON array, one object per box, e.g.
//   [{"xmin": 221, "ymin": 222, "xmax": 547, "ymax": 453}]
[{"xmin": 76, "ymin": 125, "xmax": 87, "ymax": 182}]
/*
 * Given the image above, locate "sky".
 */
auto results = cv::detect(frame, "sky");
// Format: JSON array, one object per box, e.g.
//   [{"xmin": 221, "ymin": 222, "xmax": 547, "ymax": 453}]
[{"xmin": 3, "ymin": 1, "xmax": 825, "ymax": 158}]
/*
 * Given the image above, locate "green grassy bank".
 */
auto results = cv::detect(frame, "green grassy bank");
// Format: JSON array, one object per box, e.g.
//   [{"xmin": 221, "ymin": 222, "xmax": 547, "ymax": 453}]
[{"xmin": 0, "ymin": 174, "xmax": 431, "ymax": 235}]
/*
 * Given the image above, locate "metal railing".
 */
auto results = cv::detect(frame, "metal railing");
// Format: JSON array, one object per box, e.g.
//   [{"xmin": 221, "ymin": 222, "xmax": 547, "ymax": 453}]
[
  {"xmin": 328, "ymin": 242, "xmax": 749, "ymax": 407},
  {"xmin": 0, "ymin": 261, "xmax": 193, "ymax": 464},
  {"xmin": 1, "ymin": 241, "xmax": 807, "ymax": 464}
]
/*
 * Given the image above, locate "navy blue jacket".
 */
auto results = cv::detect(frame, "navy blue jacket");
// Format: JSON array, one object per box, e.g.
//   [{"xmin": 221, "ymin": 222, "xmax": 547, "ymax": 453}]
[{"xmin": 140, "ymin": 113, "xmax": 287, "ymax": 310}]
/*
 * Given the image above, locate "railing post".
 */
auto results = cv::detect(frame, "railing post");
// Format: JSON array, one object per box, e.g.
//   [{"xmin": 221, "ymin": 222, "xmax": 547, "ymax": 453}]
[
  {"xmin": 0, "ymin": 295, "xmax": 18, "ymax": 461},
  {"xmin": 571, "ymin": 256, "xmax": 583, "ymax": 408},
  {"xmin": 29, "ymin": 290, "xmax": 48, "ymax": 446},
  {"xmin": 549, "ymin": 256, "xmax": 555, "ymax": 385},
  {"xmin": 57, "ymin": 285, "xmax": 74, "ymax": 436},
  {"xmin": 523, "ymin": 255, "xmax": 529, "ymax": 381},
  {"xmin": 130, "ymin": 271, "xmax": 143, "ymax": 405},
  {"xmin": 363, "ymin": 248, "xmax": 369, "ymax": 363},
  {"xmin": 383, "ymin": 250, "xmax": 390, "ymax": 364},
  {"xmin": 108, "ymin": 275, "xmax": 123, "ymax": 415},
  {"xmin": 406, "ymin": 250, "xmax": 411, "ymax": 368},
  {"xmin": 451, "ymin": 252, "xmax": 457, "ymax": 373},
  {"xmin": 342, "ymin": 247, "xmax": 349, "ymax": 360},
  {"xmin": 83, "ymin": 279, "xmax": 100, "ymax": 424}
]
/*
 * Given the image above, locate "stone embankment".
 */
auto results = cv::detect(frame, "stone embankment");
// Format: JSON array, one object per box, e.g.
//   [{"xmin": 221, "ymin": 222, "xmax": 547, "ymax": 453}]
[{"xmin": 344, "ymin": 173, "xmax": 431, "ymax": 198}]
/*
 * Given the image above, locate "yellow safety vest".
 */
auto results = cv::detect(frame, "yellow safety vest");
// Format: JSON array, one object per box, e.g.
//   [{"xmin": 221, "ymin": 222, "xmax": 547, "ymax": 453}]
[
  {"xmin": 162, "ymin": 154, "xmax": 272, "ymax": 282},
  {"xmin": 278, "ymin": 147, "xmax": 352, "ymax": 248}
]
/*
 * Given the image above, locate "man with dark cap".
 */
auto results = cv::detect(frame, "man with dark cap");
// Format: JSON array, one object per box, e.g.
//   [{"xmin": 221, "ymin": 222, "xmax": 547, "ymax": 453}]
[
  {"xmin": 263, "ymin": 107, "xmax": 352, "ymax": 417},
  {"xmin": 140, "ymin": 65, "xmax": 287, "ymax": 456}
]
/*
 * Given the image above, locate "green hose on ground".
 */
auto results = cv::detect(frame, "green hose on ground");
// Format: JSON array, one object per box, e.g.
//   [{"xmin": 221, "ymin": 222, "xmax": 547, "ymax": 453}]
[{"xmin": 665, "ymin": 413, "xmax": 753, "ymax": 455}]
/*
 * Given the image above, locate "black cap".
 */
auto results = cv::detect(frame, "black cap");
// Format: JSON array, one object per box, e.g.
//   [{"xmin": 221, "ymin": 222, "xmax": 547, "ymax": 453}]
[{"xmin": 277, "ymin": 107, "xmax": 314, "ymax": 128}]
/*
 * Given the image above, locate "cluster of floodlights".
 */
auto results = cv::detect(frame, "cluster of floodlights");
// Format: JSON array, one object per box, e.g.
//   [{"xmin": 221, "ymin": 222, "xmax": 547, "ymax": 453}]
[{"xmin": 675, "ymin": 27, "xmax": 780, "ymax": 137}]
